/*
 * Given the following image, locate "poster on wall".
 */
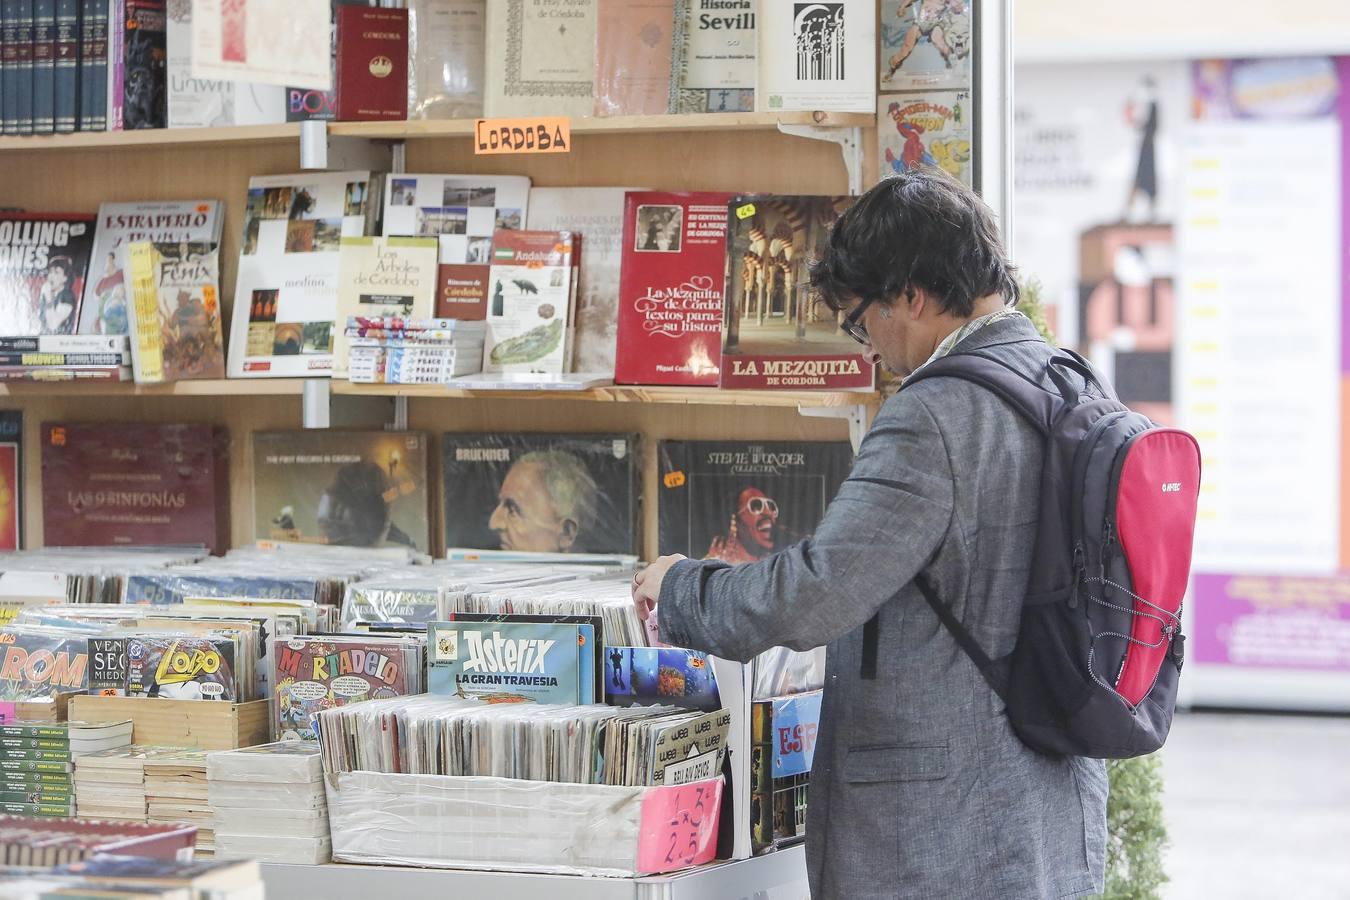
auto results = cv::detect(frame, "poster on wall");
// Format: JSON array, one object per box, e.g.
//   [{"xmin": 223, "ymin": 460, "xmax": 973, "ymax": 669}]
[{"xmin": 1013, "ymin": 62, "xmax": 1189, "ymax": 424}]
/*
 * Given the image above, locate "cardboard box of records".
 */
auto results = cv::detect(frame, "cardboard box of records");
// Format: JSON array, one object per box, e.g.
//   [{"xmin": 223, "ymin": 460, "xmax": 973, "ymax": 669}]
[
  {"xmin": 15, "ymin": 691, "xmax": 79, "ymax": 722},
  {"xmin": 68, "ymin": 696, "xmax": 271, "ymax": 751}
]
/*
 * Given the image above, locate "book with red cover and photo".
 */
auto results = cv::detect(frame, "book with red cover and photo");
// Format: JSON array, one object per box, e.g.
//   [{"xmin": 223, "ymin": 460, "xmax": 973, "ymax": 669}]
[
  {"xmin": 40, "ymin": 423, "xmax": 229, "ymax": 554},
  {"xmin": 615, "ymin": 191, "xmax": 734, "ymax": 386},
  {"xmin": 334, "ymin": 5, "xmax": 408, "ymax": 121},
  {"xmin": 719, "ymin": 196, "xmax": 873, "ymax": 390},
  {"xmin": 0, "ymin": 213, "xmax": 96, "ymax": 336}
]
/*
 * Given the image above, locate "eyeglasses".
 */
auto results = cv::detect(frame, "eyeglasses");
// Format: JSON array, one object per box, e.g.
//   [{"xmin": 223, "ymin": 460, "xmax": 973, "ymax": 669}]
[
  {"xmin": 742, "ymin": 497, "xmax": 778, "ymax": 516},
  {"xmin": 841, "ymin": 297, "xmax": 877, "ymax": 345}
]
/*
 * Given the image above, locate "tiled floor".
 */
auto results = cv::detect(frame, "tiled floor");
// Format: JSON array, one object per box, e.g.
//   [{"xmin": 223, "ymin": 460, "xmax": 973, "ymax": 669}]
[{"xmin": 1161, "ymin": 710, "xmax": 1350, "ymax": 899}]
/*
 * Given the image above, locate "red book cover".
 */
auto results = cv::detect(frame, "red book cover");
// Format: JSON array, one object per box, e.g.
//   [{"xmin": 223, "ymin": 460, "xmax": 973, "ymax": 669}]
[
  {"xmin": 334, "ymin": 6, "xmax": 408, "ymax": 122},
  {"xmin": 40, "ymin": 423, "xmax": 229, "ymax": 554},
  {"xmin": 437, "ymin": 264, "xmax": 488, "ymax": 319},
  {"xmin": 719, "ymin": 196, "xmax": 874, "ymax": 391},
  {"xmin": 615, "ymin": 192, "xmax": 735, "ymax": 386}
]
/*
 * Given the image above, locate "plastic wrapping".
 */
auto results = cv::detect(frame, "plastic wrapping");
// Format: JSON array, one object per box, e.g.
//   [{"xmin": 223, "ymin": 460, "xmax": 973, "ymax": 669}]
[
  {"xmin": 407, "ymin": 0, "xmax": 485, "ymax": 120},
  {"xmin": 593, "ymin": 0, "xmax": 675, "ymax": 117},
  {"xmin": 752, "ymin": 646, "xmax": 826, "ymax": 700},
  {"xmin": 325, "ymin": 771, "xmax": 722, "ymax": 877},
  {"xmin": 215, "ymin": 833, "xmax": 332, "ymax": 865},
  {"xmin": 206, "ymin": 741, "xmax": 323, "ymax": 783}
]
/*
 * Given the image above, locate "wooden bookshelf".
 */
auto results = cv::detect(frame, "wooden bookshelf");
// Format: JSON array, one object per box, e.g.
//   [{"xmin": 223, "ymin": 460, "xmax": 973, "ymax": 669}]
[{"xmin": 0, "ymin": 112, "xmax": 871, "ymax": 153}]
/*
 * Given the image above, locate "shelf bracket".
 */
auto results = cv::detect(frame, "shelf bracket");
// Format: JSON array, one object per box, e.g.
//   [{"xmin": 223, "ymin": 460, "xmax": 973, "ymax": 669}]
[
  {"xmin": 299, "ymin": 120, "xmax": 393, "ymax": 171},
  {"xmin": 302, "ymin": 379, "xmax": 331, "ymax": 429},
  {"xmin": 390, "ymin": 395, "xmax": 408, "ymax": 431},
  {"xmin": 798, "ymin": 402, "xmax": 871, "ymax": 453},
  {"xmin": 778, "ymin": 123, "xmax": 864, "ymax": 196}
]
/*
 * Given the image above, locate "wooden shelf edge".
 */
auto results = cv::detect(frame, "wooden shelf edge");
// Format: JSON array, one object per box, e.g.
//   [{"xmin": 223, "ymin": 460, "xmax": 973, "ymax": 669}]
[
  {"xmin": 0, "ymin": 123, "xmax": 301, "ymax": 152},
  {"xmin": 0, "ymin": 379, "xmax": 877, "ymax": 407},
  {"xmin": 0, "ymin": 112, "xmax": 873, "ymax": 152}
]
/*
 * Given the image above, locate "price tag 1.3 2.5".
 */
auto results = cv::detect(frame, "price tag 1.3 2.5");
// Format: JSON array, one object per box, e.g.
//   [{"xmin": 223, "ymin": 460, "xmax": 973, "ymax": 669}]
[{"xmin": 636, "ymin": 777, "xmax": 723, "ymax": 874}]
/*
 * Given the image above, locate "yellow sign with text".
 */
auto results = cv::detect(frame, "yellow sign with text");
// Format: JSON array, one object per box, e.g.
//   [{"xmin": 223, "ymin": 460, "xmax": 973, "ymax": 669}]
[{"xmin": 474, "ymin": 117, "xmax": 572, "ymax": 155}]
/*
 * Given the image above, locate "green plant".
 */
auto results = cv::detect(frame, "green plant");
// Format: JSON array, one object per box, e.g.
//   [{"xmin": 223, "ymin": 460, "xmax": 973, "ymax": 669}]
[{"xmin": 1018, "ymin": 277, "xmax": 1170, "ymax": 900}]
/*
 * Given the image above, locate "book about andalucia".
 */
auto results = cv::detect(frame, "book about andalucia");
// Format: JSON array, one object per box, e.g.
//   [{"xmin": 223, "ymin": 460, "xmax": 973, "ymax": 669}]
[
  {"xmin": 123, "ymin": 240, "xmax": 225, "ymax": 383},
  {"xmin": 483, "ymin": 230, "xmax": 579, "ymax": 376},
  {"xmin": 719, "ymin": 195, "xmax": 872, "ymax": 390}
]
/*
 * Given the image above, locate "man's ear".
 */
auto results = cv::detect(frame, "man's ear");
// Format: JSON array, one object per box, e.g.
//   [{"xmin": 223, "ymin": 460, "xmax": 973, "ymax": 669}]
[
  {"xmin": 558, "ymin": 518, "xmax": 579, "ymax": 551},
  {"xmin": 907, "ymin": 286, "xmax": 928, "ymax": 320}
]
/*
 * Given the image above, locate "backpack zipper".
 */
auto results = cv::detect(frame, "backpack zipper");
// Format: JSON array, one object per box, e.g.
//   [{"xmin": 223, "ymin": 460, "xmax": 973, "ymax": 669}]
[{"xmin": 1070, "ymin": 409, "xmax": 1129, "ymax": 552}]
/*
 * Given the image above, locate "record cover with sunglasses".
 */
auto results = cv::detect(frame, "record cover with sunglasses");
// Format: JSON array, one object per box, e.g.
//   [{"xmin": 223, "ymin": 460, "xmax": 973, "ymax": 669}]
[
  {"xmin": 719, "ymin": 195, "xmax": 874, "ymax": 390},
  {"xmin": 658, "ymin": 440, "xmax": 853, "ymax": 561},
  {"xmin": 441, "ymin": 433, "xmax": 639, "ymax": 556}
]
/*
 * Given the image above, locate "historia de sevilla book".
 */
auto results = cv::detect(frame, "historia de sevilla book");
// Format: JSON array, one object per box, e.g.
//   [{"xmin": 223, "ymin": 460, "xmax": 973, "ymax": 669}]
[
  {"xmin": 381, "ymin": 174, "xmax": 531, "ymax": 320},
  {"xmin": 667, "ymin": 0, "xmax": 755, "ymax": 113},
  {"xmin": 331, "ymin": 237, "xmax": 438, "ymax": 377},
  {"xmin": 226, "ymin": 171, "xmax": 375, "ymax": 378},
  {"xmin": 657, "ymin": 439, "xmax": 853, "ymax": 561},
  {"xmin": 124, "ymin": 240, "xmax": 226, "ymax": 382},
  {"xmin": 0, "ymin": 213, "xmax": 96, "ymax": 335},
  {"xmin": 615, "ymin": 191, "xmax": 734, "ymax": 386},
  {"xmin": 40, "ymin": 423, "xmax": 230, "ymax": 553},
  {"xmin": 78, "ymin": 201, "xmax": 224, "ymax": 336},
  {"xmin": 251, "ymin": 430, "xmax": 430, "ymax": 551},
  {"xmin": 482, "ymin": 229, "xmax": 578, "ymax": 376},
  {"xmin": 719, "ymin": 195, "xmax": 872, "ymax": 390}
]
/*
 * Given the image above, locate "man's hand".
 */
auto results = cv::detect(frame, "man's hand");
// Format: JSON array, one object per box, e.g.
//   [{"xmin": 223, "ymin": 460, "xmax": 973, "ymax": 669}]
[{"xmin": 632, "ymin": 554, "xmax": 687, "ymax": 624}]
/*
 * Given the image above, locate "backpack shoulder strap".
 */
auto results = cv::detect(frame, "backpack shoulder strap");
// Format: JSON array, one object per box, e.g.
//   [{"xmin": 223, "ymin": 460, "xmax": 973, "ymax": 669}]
[
  {"xmin": 902, "ymin": 350, "xmax": 1069, "ymax": 435},
  {"xmin": 915, "ymin": 573, "xmax": 1008, "ymax": 701}
]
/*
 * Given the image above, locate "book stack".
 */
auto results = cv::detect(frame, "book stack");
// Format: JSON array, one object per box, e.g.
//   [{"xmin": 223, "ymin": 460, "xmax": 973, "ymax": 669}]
[
  {"xmin": 0, "ymin": 720, "xmax": 132, "ymax": 819},
  {"xmin": 207, "ymin": 742, "xmax": 330, "ymax": 865},
  {"xmin": 344, "ymin": 316, "xmax": 487, "ymax": 385},
  {"xmin": 143, "ymin": 751, "xmax": 212, "ymax": 858},
  {"xmin": 72, "ymin": 746, "xmax": 156, "ymax": 822},
  {"xmin": 0, "ymin": 335, "xmax": 131, "ymax": 382}
]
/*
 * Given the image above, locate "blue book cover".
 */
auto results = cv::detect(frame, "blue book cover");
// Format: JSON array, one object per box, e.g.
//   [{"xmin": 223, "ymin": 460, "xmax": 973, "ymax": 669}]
[
  {"xmin": 13, "ymin": 0, "xmax": 33, "ymax": 133},
  {"xmin": 427, "ymin": 621, "xmax": 583, "ymax": 704},
  {"xmin": 605, "ymin": 646, "xmax": 720, "ymax": 712},
  {"xmin": 30, "ymin": 0, "xmax": 54, "ymax": 132},
  {"xmin": 51, "ymin": 0, "xmax": 74, "ymax": 130},
  {"xmin": 76, "ymin": 0, "xmax": 105, "ymax": 129}
]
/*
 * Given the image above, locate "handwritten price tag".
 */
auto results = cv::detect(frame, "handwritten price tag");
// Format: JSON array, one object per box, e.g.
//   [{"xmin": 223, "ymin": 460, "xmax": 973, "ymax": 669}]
[
  {"xmin": 474, "ymin": 117, "xmax": 572, "ymax": 155},
  {"xmin": 636, "ymin": 778, "xmax": 723, "ymax": 874}
]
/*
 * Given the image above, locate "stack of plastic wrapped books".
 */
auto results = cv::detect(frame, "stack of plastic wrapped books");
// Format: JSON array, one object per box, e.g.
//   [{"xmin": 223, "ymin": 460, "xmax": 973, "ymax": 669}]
[{"xmin": 207, "ymin": 743, "xmax": 328, "ymax": 865}]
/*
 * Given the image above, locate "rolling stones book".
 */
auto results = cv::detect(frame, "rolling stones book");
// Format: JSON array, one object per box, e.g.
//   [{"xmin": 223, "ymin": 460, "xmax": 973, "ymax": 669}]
[
  {"xmin": 483, "ymin": 0, "xmax": 596, "ymax": 118},
  {"xmin": 657, "ymin": 440, "xmax": 853, "ymax": 560},
  {"xmin": 756, "ymin": 0, "xmax": 874, "ymax": 113},
  {"xmin": 667, "ymin": 0, "xmax": 754, "ymax": 113},
  {"xmin": 331, "ymin": 237, "xmax": 438, "ymax": 377},
  {"xmin": 251, "ymin": 430, "xmax": 430, "ymax": 552},
  {"xmin": 526, "ymin": 187, "xmax": 638, "ymax": 375},
  {"xmin": 482, "ymin": 229, "xmax": 577, "ymax": 376},
  {"xmin": 427, "ymin": 620, "xmax": 585, "ymax": 704},
  {"xmin": 40, "ymin": 423, "xmax": 230, "ymax": 554},
  {"xmin": 615, "ymin": 191, "xmax": 734, "ymax": 386},
  {"xmin": 226, "ymin": 171, "xmax": 375, "ymax": 378},
  {"xmin": 719, "ymin": 196, "xmax": 872, "ymax": 390},
  {"xmin": 878, "ymin": 0, "xmax": 972, "ymax": 92},
  {"xmin": 878, "ymin": 90, "xmax": 973, "ymax": 186},
  {"xmin": 124, "ymin": 240, "xmax": 225, "ymax": 382},
  {"xmin": 78, "ymin": 202, "xmax": 224, "ymax": 336},
  {"xmin": 381, "ymin": 174, "xmax": 531, "ymax": 320},
  {"xmin": 0, "ymin": 411, "xmax": 21, "ymax": 552},
  {"xmin": 274, "ymin": 635, "xmax": 421, "ymax": 741},
  {"xmin": 441, "ymin": 432, "xmax": 638, "ymax": 556},
  {"xmin": 0, "ymin": 213, "xmax": 96, "ymax": 335}
]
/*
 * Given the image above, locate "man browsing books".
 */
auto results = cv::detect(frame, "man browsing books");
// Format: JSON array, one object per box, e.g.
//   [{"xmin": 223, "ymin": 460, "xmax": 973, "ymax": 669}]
[{"xmin": 633, "ymin": 169, "xmax": 1108, "ymax": 899}]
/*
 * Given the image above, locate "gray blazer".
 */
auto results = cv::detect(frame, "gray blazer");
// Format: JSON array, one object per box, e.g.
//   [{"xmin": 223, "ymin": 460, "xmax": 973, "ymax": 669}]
[{"xmin": 659, "ymin": 316, "xmax": 1108, "ymax": 899}]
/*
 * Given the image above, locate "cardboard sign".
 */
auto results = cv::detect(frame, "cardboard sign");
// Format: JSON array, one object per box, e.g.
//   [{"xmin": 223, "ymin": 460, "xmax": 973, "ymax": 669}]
[
  {"xmin": 474, "ymin": 117, "xmax": 572, "ymax": 155},
  {"xmin": 636, "ymin": 777, "xmax": 723, "ymax": 874}
]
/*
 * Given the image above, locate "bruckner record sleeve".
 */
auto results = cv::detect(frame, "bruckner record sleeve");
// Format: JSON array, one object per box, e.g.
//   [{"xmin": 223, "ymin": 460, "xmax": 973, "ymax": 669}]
[{"xmin": 441, "ymin": 433, "xmax": 639, "ymax": 556}]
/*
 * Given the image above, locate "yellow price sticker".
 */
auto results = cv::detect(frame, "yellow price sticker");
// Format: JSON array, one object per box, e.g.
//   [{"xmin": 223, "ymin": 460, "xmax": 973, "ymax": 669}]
[{"xmin": 735, "ymin": 203, "xmax": 757, "ymax": 220}]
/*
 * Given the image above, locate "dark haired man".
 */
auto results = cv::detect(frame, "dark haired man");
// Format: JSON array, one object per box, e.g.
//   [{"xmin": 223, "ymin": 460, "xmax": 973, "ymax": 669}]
[{"xmin": 634, "ymin": 169, "xmax": 1107, "ymax": 898}]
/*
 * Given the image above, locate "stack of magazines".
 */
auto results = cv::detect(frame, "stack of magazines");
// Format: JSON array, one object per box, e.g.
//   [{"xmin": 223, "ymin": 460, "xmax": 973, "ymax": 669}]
[
  {"xmin": 208, "ymin": 743, "xmax": 330, "ymax": 865},
  {"xmin": 0, "ymin": 335, "xmax": 132, "ymax": 383},
  {"xmin": 344, "ymin": 316, "xmax": 487, "ymax": 384}
]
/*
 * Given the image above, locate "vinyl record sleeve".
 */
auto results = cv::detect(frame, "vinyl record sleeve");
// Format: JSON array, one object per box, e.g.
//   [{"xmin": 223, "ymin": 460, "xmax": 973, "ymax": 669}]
[
  {"xmin": 441, "ymin": 432, "xmax": 638, "ymax": 556},
  {"xmin": 657, "ymin": 440, "xmax": 853, "ymax": 560}
]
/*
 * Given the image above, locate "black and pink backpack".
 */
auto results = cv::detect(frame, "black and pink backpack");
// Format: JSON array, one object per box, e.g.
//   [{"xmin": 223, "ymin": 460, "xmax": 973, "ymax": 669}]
[{"xmin": 904, "ymin": 348, "xmax": 1202, "ymax": 759}]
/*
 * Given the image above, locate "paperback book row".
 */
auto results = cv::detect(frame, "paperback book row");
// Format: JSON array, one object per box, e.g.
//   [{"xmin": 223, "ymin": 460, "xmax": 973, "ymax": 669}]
[
  {"xmin": 0, "ymin": 719, "xmax": 130, "ymax": 821},
  {"xmin": 0, "ymin": 0, "xmax": 963, "ymax": 135},
  {"xmin": 22, "ymin": 421, "xmax": 852, "ymax": 566}
]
